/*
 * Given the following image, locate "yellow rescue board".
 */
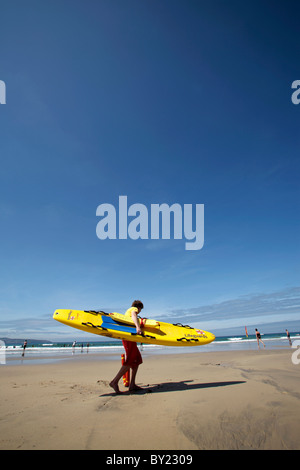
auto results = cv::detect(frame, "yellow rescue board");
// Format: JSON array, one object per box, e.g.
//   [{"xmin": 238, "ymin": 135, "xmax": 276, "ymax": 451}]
[{"xmin": 53, "ymin": 309, "xmax": 215, "ymax": 347}]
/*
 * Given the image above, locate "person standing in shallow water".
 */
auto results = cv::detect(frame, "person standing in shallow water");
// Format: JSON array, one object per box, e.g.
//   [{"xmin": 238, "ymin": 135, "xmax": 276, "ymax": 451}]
[
  {"xmin": 255, "ymin": 328, "xmax": 265, "ymax": 349},
  {"xmin": 286, "ymin": 329, "xmax": 292, "ymax": 347},
  {"xmin": 109, "ymin": 300, "xmax": 144, "ymax": 394},
  {"xmin": 22, "ymin": 340, "xmax": 27, "ymax": 357}
]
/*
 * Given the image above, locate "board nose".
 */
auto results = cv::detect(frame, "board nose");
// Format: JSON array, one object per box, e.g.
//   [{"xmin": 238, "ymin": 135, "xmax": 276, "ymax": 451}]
[
  {"xmin": 53, "ymin": 309, "xmax": 61, "ymax": 319},
  {"xmin": 53, "ymin": 309, "xmax": 68, "ymax": 324},
  {"xmin": 208, "ymin": 332, "xmax": 215, "ymax": 343}
]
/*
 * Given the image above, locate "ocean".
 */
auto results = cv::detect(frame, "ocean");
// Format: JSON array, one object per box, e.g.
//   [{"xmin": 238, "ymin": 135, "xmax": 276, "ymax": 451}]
[{"xmin": 1, "ymin": 331, "xmax": 299, "ymax": 365}]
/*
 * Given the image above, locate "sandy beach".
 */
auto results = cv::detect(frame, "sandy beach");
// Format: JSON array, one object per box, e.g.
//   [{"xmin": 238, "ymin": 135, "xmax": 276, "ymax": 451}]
[{"xmin": 0, "ymin": 349, "xmax": 299, "ymax": 450}]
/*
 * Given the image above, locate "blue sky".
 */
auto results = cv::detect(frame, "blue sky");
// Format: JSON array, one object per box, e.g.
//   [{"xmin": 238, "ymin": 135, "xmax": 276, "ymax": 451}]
[{"xmin": 0, "ymin": 0, "xmax": 299, "ymax": 340}]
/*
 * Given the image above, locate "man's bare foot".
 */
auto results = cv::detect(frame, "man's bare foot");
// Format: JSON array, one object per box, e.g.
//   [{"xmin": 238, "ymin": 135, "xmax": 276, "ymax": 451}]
[
  {"xmin": 109, "ymin": 381, "xmax": 123, "ymax": 394},
  {"xmin": 129, "ymin": 385, "xmax": 144, "ymax": 392}
]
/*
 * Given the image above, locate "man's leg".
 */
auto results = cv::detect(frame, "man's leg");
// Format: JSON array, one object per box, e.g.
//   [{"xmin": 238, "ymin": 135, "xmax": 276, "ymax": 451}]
[
  {"xmin": 129, "ymin": 366, "xmax": 143, "ymax": 391},
  {"xmin": 109, "ymin": 364, "xmax": 130, "ymax": 394}
]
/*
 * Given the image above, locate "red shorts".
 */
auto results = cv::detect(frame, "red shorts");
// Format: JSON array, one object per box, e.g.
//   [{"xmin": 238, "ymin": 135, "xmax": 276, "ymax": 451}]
[{"xmin": 122, "ymin": 340, "xmax": 143, "ymax": 368}]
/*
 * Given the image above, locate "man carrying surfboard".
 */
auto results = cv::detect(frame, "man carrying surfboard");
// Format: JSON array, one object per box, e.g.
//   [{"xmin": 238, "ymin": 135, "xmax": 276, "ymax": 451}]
[{"xmin": 109, "ymin": 300, "xmax": 144, "ymax": 394}]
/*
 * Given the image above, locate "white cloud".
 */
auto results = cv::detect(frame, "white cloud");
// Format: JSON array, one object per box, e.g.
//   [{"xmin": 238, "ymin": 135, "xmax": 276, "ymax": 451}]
[{"xmin": 166, "ymin": 286, "xmax": 300, "ymax": 327}]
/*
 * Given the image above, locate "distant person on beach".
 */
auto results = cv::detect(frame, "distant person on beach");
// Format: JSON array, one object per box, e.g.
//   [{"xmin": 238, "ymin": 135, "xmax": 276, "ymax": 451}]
[
  {"xmin": 286, "ymin": 329, "xmax": 292, "ymax": 347},
  {"xmin": 109, "ymin": 300, "xmax": 144, "ymax": 394},
  {"xmin": 255, "ymin": 329, "xmax": 265, "ymax": 349},
  {"xmin": 22, "ymin": 340, "xmax": 27, "ymax": 357}
]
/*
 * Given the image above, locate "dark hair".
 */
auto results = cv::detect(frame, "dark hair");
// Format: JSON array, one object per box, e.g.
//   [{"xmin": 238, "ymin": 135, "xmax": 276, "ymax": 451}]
[{"xmin": 132, "ymin": 300, "xmax": 144, "ymax": 310}]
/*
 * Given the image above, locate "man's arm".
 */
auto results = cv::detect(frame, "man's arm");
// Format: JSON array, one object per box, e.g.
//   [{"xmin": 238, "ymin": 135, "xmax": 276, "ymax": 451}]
[{"xmin": 131, "ymin": 310, "xmax": 142, "ymax": 335}]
